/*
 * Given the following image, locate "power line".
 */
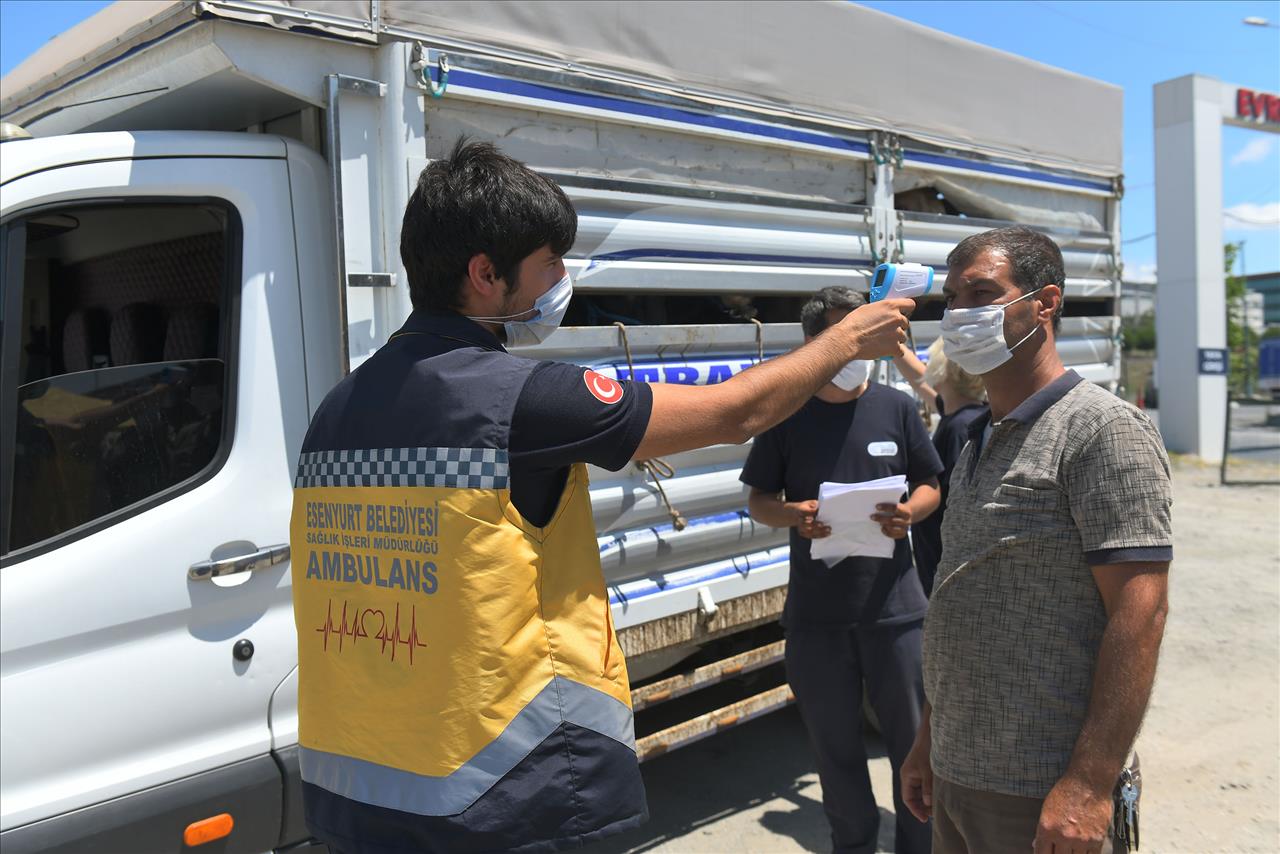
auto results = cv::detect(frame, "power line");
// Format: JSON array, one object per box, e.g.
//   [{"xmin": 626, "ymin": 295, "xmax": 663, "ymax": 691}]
[
  {"xmin": 1240, "ymin": 179, "xmax": 1280, "ymax": 205},
  {"xmin": 1123, "ymin": 232, "xmax": 1155, "ymax": 243},
  {"xmin": 1224, "ymin": 210, "xmax": 1280, "ymax": 226},
  {"xmin": 1031, "ymin": 1, "xmax": 1280, "ymax": 55}
]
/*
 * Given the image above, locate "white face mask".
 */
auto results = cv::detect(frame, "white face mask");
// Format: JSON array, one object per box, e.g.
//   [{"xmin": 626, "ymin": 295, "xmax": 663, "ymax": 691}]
[
  {"xmin": 940, "ymin": 287, "xmax": 1044, "ymax": 375},
  {"xmin": 830, "ymin": 359, "xmax": 872, "ymax": 391},
  {"xmin": 468, "ymin": 272, "xmax": 573, "ymax": 346}
]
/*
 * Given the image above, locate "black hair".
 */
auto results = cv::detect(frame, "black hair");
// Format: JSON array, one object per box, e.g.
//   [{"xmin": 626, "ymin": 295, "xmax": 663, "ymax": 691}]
[
  {"xmin": 400, "ymin": 138, "xmax": 577, "ymax": 312},
  {"xmin": 946, "ymin": 225, "xmax": 1065, "ymax": 331},
  {"xmin": 800, "ymin": 286, "xmax": 866, "ymax": 337}
]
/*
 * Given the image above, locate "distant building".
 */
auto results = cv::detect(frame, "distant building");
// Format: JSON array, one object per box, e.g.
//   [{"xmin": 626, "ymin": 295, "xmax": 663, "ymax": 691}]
[
  {"xmin": 1229, "ymin": 291, "xmax": 1266, "ymax": 336},
  {"xmin": 1246, "ymin": 272, "xmax": 1280, "ymax": 328},
  {"xmin": 1123, "ymin": 273, "xmax": 1274, "ymax": 333}
]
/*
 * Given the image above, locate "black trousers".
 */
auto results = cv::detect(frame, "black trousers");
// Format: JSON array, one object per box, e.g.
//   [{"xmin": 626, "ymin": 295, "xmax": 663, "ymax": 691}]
[{"xmin": 785, "ymin": 619, "xmax": 931, "ymax": 854}]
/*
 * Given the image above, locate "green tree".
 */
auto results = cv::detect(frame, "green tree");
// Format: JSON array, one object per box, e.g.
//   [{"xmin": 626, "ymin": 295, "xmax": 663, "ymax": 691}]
[
  {"xmin": 1122, "ymin": 311, "xmax": 1156, "ymax": 351},
  {"xmin": 1224, "ymin": 242, "xmax": 1253, "ymax": 396}
]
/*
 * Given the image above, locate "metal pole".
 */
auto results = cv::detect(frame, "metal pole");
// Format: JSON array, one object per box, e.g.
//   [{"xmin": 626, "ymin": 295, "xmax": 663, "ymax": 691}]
[
  {"xmin": 1220, "ymin": 388, "xmax": 1230, "ymax": 484},
  {"xmin": 1242, "ymin": 241, "xmax": 1252, "ymax": 396},
  {"xmin": 324, "ymin": 75, "xmax": 351, "ymax": 370},
  {"xmin": 1224, "ymin": 241, "xmax": 1239, "ymax": 483},
  {"xmin": 325, "ymin": 73, "xmax": 387, "ymax": 373}
]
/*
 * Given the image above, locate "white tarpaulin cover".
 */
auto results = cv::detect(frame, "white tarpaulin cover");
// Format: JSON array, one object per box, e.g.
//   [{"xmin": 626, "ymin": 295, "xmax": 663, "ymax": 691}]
[
  {"xmin": 2, "ymin": 0, "xmax": 1122, "ymax": 176},
  {"xmin": 893, "ymin": 170, "xmax": 1108, "ymax": 231}
]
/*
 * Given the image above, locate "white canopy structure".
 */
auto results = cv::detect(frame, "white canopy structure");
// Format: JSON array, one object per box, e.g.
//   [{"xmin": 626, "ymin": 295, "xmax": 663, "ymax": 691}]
[{"xmin": 3, "ymin": 0, "xmax": 1121, "ymax": 176}]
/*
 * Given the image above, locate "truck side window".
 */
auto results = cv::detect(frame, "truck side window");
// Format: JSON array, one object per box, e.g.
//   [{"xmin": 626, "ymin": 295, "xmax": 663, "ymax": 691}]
[{"xmin": 0, "ymin": 202, "xmax": 237, "ymax": 556}]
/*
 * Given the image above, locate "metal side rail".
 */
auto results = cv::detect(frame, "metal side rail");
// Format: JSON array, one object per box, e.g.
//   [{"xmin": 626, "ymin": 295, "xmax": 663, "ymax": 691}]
[
  {"xmin": 631, "ymin": 640, "xmax": 786, "ymax": 712},
  {"xmin": 636, "ymin": 682, "xmax": 795, "ymax": 763}
]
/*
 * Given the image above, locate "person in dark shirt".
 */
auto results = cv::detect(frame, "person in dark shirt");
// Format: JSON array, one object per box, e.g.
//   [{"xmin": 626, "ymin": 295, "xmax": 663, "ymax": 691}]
[
  {"xmin": 895, "ymin": 337, "xmax": 989, "ymax": 596},
  {"xmin": 741, "ymin": 286, "xmax": 943, "ymax": 854}
]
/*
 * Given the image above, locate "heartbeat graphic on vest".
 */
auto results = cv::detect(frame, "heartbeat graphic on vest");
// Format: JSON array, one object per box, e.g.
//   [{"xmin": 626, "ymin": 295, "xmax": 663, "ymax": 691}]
[{"xmin": 314, "ymin": 598, "xmax": 429, "ymax": 664}]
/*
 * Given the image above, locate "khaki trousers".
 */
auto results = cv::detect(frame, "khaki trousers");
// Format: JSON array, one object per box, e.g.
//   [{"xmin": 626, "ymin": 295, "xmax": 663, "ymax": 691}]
[{"xmin": 933, "ymin": 776, "xmax": 1113, "ymax": 854}]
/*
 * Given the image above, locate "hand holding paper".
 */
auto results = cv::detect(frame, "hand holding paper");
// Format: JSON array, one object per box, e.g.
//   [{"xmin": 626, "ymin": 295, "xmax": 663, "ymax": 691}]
[
  {"xmin": 871, "ymin": 501, "xmax": 913, "ymax": 539},
  {"xmin": 809, "ymin": 475, "xmax": 908, "ymax": 564}
]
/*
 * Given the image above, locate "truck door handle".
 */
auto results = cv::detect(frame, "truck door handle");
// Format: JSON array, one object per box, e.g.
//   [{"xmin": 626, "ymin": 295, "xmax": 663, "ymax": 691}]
[{"xmin": 189, "ymin": 544, "xmax": 290, "ymax": 581}]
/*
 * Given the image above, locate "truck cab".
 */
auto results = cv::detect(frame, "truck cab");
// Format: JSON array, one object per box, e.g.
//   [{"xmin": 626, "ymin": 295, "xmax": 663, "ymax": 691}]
[{"xmin": 0, "ymin": 131, "xmax": 336, "ymax": 852}]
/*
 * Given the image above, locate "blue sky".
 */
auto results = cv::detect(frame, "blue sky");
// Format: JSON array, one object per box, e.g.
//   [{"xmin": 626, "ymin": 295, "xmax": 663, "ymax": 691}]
[
  {"xmin": 0, "ymin": 1, "xmax": 112, "ymax": 75},
  {"xmin": 858, "ymin": 0, "xmax": 1280, "ymax": 280},
  {"xmin": 2, "ymin": 0, "xmax": 1278, "ymax": 276}
]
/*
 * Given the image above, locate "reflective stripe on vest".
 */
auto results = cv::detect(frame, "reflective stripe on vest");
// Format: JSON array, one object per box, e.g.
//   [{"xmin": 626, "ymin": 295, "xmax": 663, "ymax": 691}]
[{"xmin": 297, "ymin": 675, "xmax": 634, "ymax": 816}]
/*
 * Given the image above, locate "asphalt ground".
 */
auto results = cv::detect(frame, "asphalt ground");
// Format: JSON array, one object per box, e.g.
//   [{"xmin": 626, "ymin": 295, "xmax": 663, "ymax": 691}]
[{"xmin": 1146, "ymin": 404, "xmax": 1280, "ymax": 475}]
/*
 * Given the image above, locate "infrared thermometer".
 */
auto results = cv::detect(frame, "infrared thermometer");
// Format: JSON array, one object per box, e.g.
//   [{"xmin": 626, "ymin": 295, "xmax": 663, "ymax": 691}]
[
  {"xmin": 870, "ymin": 262, "xmax": 934, "ymax": 302},
  {"xmin": 869, "ymin": 262, "xmax": 934, "ymax": 364}
]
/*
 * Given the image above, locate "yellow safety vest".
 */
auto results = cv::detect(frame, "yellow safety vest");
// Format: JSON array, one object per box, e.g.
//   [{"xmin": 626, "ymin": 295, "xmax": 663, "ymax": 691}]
[{"xmin": 289, "ymin": 311, "xmax": 645, "ymax": 853}]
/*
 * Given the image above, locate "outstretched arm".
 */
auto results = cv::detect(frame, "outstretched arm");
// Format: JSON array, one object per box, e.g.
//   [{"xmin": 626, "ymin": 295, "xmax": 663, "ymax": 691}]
[{"xmin": 634, "ymin": 299, "xmax": 913, "ymax": 459}]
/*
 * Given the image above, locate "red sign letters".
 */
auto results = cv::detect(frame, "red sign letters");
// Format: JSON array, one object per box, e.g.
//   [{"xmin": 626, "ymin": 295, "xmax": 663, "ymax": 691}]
[{"xmin": 1236, "ymin": 88, "xmax": 1280, "ymax": 124}]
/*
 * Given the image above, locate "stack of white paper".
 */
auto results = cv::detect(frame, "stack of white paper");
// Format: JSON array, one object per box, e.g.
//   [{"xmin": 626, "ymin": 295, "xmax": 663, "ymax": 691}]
[{"xmin": 809, "ymin": 475, "xmax": 908, "ymax": 564}]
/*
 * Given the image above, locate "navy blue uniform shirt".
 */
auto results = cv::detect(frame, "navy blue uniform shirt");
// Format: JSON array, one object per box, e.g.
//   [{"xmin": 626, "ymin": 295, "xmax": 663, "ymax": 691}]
[
  {"xmin": 510, "ymin": 361, "xmax": 653, "ymax": 527},
  {"xmin": 740, "ymin": 383, "xmax": 944, "ymax": 629},
  {"xmin": 361, "ymin": 312, "xmax": 653, "ymax": 530}
]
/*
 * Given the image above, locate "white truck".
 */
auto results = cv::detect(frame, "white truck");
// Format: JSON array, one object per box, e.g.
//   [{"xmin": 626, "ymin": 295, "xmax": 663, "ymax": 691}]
[{"xmin": 0, "ymin": 2, "xmax": 1124, "ymax": 851}]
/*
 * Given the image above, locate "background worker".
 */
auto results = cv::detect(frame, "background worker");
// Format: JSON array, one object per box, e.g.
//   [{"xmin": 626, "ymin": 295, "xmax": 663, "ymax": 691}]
[
  {"xmin": 892, "ymin": 342, "xmax": 937, "ymax": 414},
  {"xmin": 289, "ymin": 140, "xmax": 915, "ymax": 854},
  {"xmin": 893, "ymin": 339, "xmax": 989, "ymax": 596},
  {"xmin": 741, "ymin": 286, "xmax": 942, "ymax": 854}
]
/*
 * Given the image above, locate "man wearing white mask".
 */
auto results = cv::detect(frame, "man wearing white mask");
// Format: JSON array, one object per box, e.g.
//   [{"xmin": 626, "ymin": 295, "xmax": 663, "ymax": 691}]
[
  {"xmin": 742, "ymin": 286, "xmax": 942, "ymax": 854},
  {"xmin": 288, "ymin": 141, "xmax": 915, "ymax": 853},
  {"xmin": 899, "ymin": 226, "xmax": 1172, "ymax": 854}
]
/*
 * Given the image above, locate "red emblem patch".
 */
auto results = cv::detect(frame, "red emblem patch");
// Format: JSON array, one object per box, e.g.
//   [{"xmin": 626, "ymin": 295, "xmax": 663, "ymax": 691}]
[{"xmin": 584, "ymin": 370, "xmax": 624, "ymax": 405}]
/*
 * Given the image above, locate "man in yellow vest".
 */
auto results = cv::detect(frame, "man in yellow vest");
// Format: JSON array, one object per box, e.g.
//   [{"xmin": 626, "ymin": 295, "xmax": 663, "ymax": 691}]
[{"xmin": 290, "ymin": 139, "xmax": 913, "ymax": 853}]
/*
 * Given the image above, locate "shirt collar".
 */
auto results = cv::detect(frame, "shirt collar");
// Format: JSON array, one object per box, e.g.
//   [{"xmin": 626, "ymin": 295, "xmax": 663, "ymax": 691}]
[
  {"xmin": 964, "ymin": 370, "xmax": 1083, "ymax": 442},
  {"xmin": 394, "ymin": 309, "xmax": 506, "ymax": 352},
  {"xmin": 1003, "ymin": 370, "xmax": 1084, "ymax": 424},
  {"xmin": 966, "ymin": 409, "xmax": 993, "ymax": 442}
]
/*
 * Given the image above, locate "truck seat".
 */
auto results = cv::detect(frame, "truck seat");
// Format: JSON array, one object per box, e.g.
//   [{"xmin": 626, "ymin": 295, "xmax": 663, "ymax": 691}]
[
  {"xmin": 163, "ymin": 303, "xmax": 220, "ymax": 362},
  {"xmin": 61, "ymin": 308, "xmax": 110, "ymax": 374},
  {"xmin": 109, "ymin": 303, "xmax": 165, "ymax": 367}
]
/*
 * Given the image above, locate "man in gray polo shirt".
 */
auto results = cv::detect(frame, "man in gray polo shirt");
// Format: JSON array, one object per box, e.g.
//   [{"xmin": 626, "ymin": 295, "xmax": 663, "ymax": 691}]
[{"xmin": 899, "ymin": 226, "xmax": 1172, "ymax": 854}]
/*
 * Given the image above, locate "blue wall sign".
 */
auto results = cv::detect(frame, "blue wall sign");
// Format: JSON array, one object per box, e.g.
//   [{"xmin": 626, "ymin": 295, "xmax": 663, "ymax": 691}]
[{"xmin": 1198, "ymin": 348, "xmax": 1229, "ymax": 375}]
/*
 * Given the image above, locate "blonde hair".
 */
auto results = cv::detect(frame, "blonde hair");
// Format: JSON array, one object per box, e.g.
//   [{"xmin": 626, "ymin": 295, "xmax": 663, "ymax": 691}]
[{"xmin": 924, "ymin": 337, "xmax": 987, "ymax": 403}]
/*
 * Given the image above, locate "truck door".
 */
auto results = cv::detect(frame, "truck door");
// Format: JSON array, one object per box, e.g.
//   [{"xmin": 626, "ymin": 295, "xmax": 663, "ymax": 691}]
[{"xmin": 0, "ymin": 142, "xmax": 307, "ymax": 853}]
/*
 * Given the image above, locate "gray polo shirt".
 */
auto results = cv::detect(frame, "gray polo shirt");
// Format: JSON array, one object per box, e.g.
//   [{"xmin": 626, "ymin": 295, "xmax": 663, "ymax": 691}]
[{"xmin": 923, "ymin": 371, "xmax": 1172, "ymax": 798}]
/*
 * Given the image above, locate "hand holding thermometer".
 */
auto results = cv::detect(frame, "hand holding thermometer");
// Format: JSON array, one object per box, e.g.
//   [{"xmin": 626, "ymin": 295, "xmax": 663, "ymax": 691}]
[{"xmin": 869, "ymin": 262, "xmax": 934, "ymax": 360}]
